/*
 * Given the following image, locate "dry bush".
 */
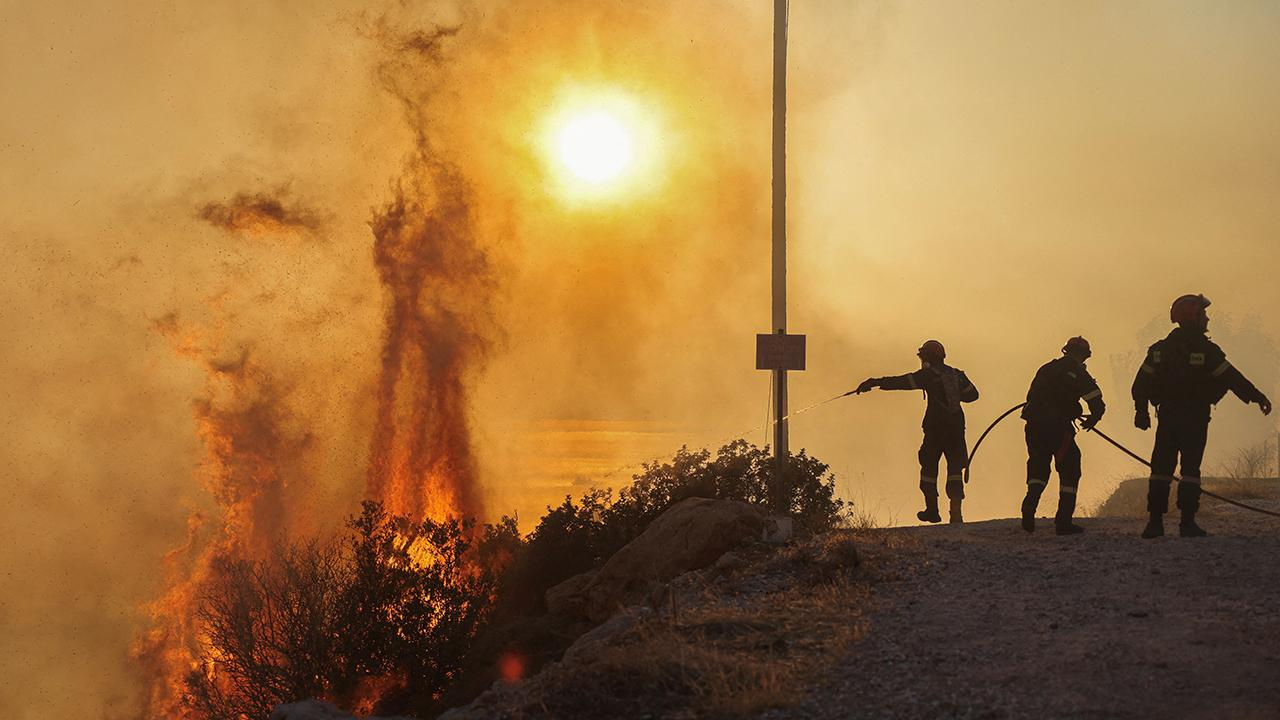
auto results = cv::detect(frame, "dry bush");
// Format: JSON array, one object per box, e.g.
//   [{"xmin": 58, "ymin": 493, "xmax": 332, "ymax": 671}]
[{"xmin": 1216, "ymin": 436, "xmax": 1276, "ymax": 480}]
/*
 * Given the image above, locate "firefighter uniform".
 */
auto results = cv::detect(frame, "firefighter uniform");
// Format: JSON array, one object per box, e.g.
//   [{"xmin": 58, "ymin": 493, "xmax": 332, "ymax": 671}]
[
  {"xmin": 1131, "ymin": 325, "xmax": 1268, "ymax": 536},
  {"xmin": 1020, "ymin": 355, "xmax": 1105, "ymax": 533},
  {"xmin": 873, "ymin": 364, "xmax": 979, "ymax": 521}
]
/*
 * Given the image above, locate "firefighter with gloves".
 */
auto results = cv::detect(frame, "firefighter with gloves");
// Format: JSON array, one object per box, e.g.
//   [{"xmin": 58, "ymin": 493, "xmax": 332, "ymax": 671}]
[
  {"xmin": 856, "ymin": 340, "xmax": 980, "ymax": 524},
  {"xmin": 1132, "ymin": 294, "xmax": 1272, "ymax": 538},
  {"xmin": 1019, "ymin": 336, "xmax": 1105, "ymax": 535}
]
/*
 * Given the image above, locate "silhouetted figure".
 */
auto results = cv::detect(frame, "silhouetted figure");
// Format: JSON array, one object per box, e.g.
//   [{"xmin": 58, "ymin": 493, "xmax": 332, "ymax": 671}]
[
  {"xmin": 1132, "ymin": 294, "xmax": 1272, "ymax": 538},
  {"xmin": 1019, "ymin": 337, "xmax": 1105, "ymax": 535},
  {"xmin": 857, "ymin": 340, "xmax": 979, "ymax": 524}
]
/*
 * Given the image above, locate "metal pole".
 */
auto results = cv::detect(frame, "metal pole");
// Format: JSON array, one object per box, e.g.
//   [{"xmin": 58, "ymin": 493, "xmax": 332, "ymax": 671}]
[{"xmin": 772, "ymin": 0, "xmax": 789, "ymax": 483}]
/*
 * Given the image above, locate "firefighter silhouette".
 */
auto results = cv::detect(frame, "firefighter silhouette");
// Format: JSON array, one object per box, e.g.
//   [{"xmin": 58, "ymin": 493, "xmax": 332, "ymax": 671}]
[
  {"xmin": 857, "ymin": 340, "xmax": 979, "ymax": 524},
  {"xmin": 1131, "ymin": 294, "xmax": 1272, "ymax": 538},
  {"xmin": 1019, "ymin": 337, "xmax": 1105, "ymax": 535}
]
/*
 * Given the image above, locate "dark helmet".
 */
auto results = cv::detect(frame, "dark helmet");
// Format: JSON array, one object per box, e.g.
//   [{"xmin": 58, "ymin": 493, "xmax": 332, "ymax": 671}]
[
  {"xmin": 917, "ymin": 340, "xmax": 946, "ymax": 363},
  {"xmin": 1170, "ymin": 294, "xmax": 1211, "ymax": 326},
  {"xmin": 1062, "ymin": 336, "xmax": 1092, "ymax": 358}
]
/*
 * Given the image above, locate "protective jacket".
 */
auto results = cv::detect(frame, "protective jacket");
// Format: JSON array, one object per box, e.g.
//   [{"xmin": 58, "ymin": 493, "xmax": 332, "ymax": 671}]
[
  {"xmin": 1131, "ymin": 327, "xmax": 1266, "ymax": 419},
  {"xmin": 1022, "ymin": 356, "xmax": 1105, "ymax": 425},
  {"xmin": 876, "ymin": 363, "xmax": 979, "ymax": 429}
]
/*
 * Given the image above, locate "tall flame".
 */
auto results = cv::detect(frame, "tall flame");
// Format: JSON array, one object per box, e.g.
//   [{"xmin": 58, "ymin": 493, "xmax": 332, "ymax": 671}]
[
  {"xmin": 131, "ymin": 320, "xmax": 300, "ymax": 717},
  {"xmin": 366, "ymin": 158, "xmax": 491, "ymax": 523}
]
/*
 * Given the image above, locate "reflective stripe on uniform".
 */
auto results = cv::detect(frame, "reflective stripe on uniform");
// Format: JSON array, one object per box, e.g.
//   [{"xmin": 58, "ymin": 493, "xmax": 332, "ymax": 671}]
[
  {"xmin": 946, "ymin": 474, "xmax": 963, "ymax": 483},
  {"xmin": 1028, "ymin": 478, "xmax": 1047, "ymax": 487},
  {"xmin": 1060, "ymin": 485, "xmax": 1077, "ymax": 495},
  {"xmin": 1140, "ymin": 363, "xmax": 1156, "ymax": 374},
  {"xmin": 1179, "ymin": 476, "xmax": 1202, "ymax": 485},
  {"xmin": 908, "ymin": 374, "xmax": 919, "ymax": 390},
  {"xmin": 919, "ymin": 475, "xmax": 937, "ymax": 485},
  {"xmin": 1150, "ymin": 474, "xmax": 1174, "ymax": 483},
  {"xmin": 1082, "ymin": 388, "xmax": 1102, "ymax": 401},
  {"xmin": 1212, "ymin": 361, "xmax": 1232, "ymax": 377}
]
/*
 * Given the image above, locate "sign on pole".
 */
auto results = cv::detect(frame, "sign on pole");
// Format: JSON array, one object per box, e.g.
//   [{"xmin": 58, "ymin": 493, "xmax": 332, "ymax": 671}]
[{"xmin": 756, "ymin": 333, "xmax": 806, "ymax": 371}]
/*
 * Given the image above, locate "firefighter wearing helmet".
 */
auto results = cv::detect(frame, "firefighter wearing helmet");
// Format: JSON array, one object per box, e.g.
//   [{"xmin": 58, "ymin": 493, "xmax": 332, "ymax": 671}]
[
  {"xmin": 1018, "ymin": 336, "xmax": 1105, "ymax": 535},
  {"xmin": 856, "ymin": 340, "xmax": 980, "ymax": 524},
  {"xmin": 1131, "ymin": 294, "xmax": 1272, "ymax": 538}
]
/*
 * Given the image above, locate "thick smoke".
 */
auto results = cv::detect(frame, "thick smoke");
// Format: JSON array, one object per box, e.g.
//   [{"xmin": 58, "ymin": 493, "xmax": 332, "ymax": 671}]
[
  {"xmin": 4, "ymin": 2, "xmax": 1280, "ymax": 718},
  {"xmin": 197, "ymin": 191, "xmax": 324, "ymax": 238}
]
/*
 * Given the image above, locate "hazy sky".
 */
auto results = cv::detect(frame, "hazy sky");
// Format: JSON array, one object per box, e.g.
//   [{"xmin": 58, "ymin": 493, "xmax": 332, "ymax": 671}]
[{"xmin": 4, "ymin": 1, "xmax": 1280, "ymax": 716}]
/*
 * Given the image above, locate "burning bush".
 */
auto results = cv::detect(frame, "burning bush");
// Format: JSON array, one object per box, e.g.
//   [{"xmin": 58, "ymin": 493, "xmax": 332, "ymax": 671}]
[
  {"xmin": 185, "ymin": 501, "xmax": 504, "ymax": 720},
  {"xmin": 182, "ymin": 442, "xmax": 845, "ymax": 718}
]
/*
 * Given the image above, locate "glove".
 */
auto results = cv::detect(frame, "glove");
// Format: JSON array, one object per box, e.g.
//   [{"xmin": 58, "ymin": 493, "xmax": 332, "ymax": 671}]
[
  {"xmin": 1134, "ymin": 410, "xmax": 1151, "ymax": 431},
  {"xmin": 1259, "ymin": 394, "xmax": 1272, "ymax": 416},
  {"xmin": 855, "ymin": 378, "xmax": 879, "ymax": 394},
  {"xmin": 1079, "ymin": 414, "xmax": 1100, "ymax": 431}
]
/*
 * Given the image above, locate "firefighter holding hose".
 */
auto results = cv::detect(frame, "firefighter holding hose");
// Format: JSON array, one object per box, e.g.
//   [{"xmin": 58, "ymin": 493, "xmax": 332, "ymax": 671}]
[
  {"xmin": 1132, "ymin": 294, "xmax": 1272, "ymax": 538},
  {"xmin": 1019, "ymin": 337, "xmax": 1105, "ymax": 535},
  {"xmin": 856, "ymin": 340, "xmax": 979, "ymax": 524}
]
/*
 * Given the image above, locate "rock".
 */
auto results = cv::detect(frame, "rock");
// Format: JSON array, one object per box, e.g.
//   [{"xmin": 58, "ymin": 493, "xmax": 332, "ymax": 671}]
[
  {"xmin": 712, "ymin": 551, "xmax": 749, "ymax": 575},
  {"xmin": 545, "ymin": 569, "xmax": 597, "ymax": 617},
  {"xmin": 582, "ymin": 497, "xmax": 767, "ymax": 621},
  {"xmin": 762, "ymin": 515, "xmax": 794, "ymax": 544},
  {"xmin": 562, "ymin": 606, "xmax": 653, "ymax": 663}
]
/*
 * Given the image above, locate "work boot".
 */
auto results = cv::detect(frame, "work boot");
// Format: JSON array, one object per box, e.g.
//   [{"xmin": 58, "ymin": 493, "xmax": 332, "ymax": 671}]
[
  {"xmin": 1179, "ymin": 512, "xmax": 1208, "ymax": 537},
  {"xmin": 1020, "ymin": 491, "xmax": 1041, "ymax": 533},
  {"xmin": 1141, "ymin": 513, "xmax": 1164, "ymax": 539},
  {"xmin": 917, "ymin": 507, "xmax": 942, "ymax": 523},
  {"xmin": 949, "ymin": 498, "xmax": 964, "ymax": 525},
  {"xmin": 917, "ymin": 490, "xmax": 941, "ymax": 524},
  {"xmin": 1054, "ymin": 491, "xmax": 1080, "ymax": 536}
]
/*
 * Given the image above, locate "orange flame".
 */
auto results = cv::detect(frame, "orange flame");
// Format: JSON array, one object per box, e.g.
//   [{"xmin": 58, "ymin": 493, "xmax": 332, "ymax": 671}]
[
  {"xmin": 131, "ymin": 318, "xmax": 302, "ymax": 717},
  {"xmin": 365, "ymin": 159, "xmax": 491, "ymax": 523}
]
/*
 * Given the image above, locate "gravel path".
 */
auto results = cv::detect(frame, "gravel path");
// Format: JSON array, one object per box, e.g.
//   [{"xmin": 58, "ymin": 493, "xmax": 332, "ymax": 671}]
[{"xmin": 771, "ymin": 503, "xmax": 1280, "ymax": 719}]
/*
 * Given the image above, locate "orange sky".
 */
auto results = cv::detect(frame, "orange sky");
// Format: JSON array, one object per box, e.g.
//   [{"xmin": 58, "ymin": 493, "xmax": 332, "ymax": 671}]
[{"xmin": 4, "ymin": 1, "xmax": 1280, "ymax": 716}]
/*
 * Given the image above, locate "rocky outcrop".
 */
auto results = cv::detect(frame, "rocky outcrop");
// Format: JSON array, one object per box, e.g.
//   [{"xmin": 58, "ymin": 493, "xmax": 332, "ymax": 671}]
[
  {"xmin": 544, "ymin": 568, "xmax": 596, "ymax": 617},
  {"xmin": 554, "ymin": 497, "xmax": 768, "ymax": 621}
]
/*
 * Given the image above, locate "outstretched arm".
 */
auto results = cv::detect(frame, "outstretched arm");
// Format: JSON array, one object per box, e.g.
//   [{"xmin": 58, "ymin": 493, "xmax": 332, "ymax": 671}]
[
  {"xmin": 1213, "ymin": 358, "xmax": 1272, "ymax": 415},
  {"xmin": 876, "ymin": 371, "xmax": 924, "ymax": 392}
]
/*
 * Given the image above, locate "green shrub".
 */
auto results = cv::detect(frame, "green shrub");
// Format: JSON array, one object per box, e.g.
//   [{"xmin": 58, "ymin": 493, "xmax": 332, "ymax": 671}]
[{"xmin": 498, "ymin": 440, "xmax": 848, "ymax": 615}]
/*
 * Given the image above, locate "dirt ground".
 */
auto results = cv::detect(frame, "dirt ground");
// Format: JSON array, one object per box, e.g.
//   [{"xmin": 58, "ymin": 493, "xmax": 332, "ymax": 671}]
[{"xmin": 767, "ymin": 496, "xmax": 1280, "ymax": 720}]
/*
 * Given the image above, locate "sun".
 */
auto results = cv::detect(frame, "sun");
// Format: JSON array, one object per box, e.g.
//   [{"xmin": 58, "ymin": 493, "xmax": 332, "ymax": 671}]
[
  {"xmin": 539, "ymin": 87, "xmax": 663, "ymax": 203},
  {"xmin": 557, "ymin": 111, "xmax": 635, "ymax": 183}
]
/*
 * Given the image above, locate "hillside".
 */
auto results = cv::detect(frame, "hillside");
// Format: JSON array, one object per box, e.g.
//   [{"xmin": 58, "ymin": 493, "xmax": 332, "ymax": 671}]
[{"xmin": 426, "ymin": 479, "xmax": 1280, "ymax": 719}]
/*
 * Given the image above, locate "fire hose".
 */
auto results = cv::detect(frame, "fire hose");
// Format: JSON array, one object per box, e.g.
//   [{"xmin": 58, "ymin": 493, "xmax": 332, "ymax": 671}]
[{"xmin": 967, "ymin": 402, "xmax": 1280, "ymax": 518}]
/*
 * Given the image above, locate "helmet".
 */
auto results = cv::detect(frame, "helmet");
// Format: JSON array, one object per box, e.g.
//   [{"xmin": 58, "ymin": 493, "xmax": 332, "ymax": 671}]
[
  {"xmin": 1170, "ymin": 294, "xmax": 1211, "ymax": 326},
  {"xmin": 917, "ymin": 340, "xmax": 946, "ymax": 362},
  {"xmin": 1062, "ymin": 336, "xmax": 1091, "ymax": 358}
]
